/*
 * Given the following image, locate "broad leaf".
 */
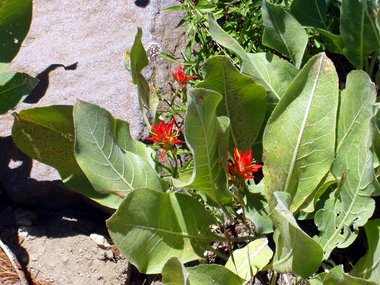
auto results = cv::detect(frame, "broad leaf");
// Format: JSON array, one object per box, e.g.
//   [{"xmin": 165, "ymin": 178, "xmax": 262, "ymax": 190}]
[
  {"xmin": 316, "ymin": 71, "xmax": 377, "ymax": 258},
  {"xmin": 162, "ymin": 257, "xmax": 189, "ymax": 285},
  {"xmin": 341, "ymin": 0, "xmax": 380, "ymax": 69},
  {"xmin": 262, "ymin": 0, "xmax": 308, "ymax": 68},
  {"xmin": 352, "ymin": 219, "xmax": 380, "ymax": 282},
  {"xmin": 225, "ymin": 238, "xmax": 273, "ymax": 281},
  {"xmin": 187, "ymin": 264, "xmax": 244, "ymax": 285},
  {"xmin": 0, "ymin": 0, "xmax": 32, "ymax": 63},
  {"xmin": 12, "ymin": 106, "xmax": 113, "ymax": 205},
  {"xmin": 263, "ymin": 53, "xmax": 338, "ymax": 213},
  {"xmin": 290, "ymin": 0, "xmax": 327, "ymax": 29},
  {"xmin": 107, "ymin": 189, "xmax": 218, "ymax": 274},
  {"xmin": 73, "ymin": 100, "xmax": 164, "ymax": 208},
  {"xmin": 0, "ymin": 70, "xmax": 38, "ymax": 114},
  {"xmin": 197, "ymin": 56, "xmax": 267, "ymax": 150},
  {"xmin": 270, "ymin": 192, "xmax": 323, "ymax": 278},
  {"xmin": 174, "ymin": 88, "xmax": 234, "ymax": 205},
  {"xmin": 208, "ymin": 16, "xmax": 298, "ymax": 101}
]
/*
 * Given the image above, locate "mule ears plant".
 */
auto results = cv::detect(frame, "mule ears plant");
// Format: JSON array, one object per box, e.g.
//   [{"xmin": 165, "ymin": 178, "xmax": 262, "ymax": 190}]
[{"xmin": 0, "ymin": 0, "xmax": 38, "ymax": 114}]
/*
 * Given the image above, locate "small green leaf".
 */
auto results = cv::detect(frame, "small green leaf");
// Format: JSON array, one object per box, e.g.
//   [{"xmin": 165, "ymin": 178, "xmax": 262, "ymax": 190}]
[
  {"xmin": 262, "ymin": 0, "xmax": 308, "ymax": 68},
  {"xmin": 318, "ymin": 265, "xmax": 376, "ymax": 285},
  {"xmin": 290, "ymin": 0, "xmax": 327, "ymax": 29},
  {"xmin": 187, "ymin": 264, "xmax": 244, "ymax": 285},
  {"xmin": 197, "ymin": 56, "xmax": 267, "ymax": 150},
  {"xmin": 225, "ymin": 238, "xmax": 273, "ymax": 281},
  {"xmin": 352, "ymin": 219, "xmax": 380, "ymax": 282},
  {"xmin": 270, "ymin": 192, "xmax": 323, "ymax": 278},
  {"xmin": 73, "ymin": 100, "xmax": 164, "ymax": 208},
  {"xmin": 107, "ymin": 189, "xmax": 218, "ymax": 274},
  {"xmin": 0, "ymin": 0, "xmax": 32, "ymax": 63},
  {"xmin": 174, "ymin": 88, "xmax": 234, "ymax": 205},
  {"xmin": 0, "ymin": 71, "xmax": 38, "ymax": 114},
  {"xmin": 263, "ymin": 53, "xmax": 338, "ymax": 213},
  {"xmin": 162, "ymin": 257, "xmax": 189, "ymax": 285}
]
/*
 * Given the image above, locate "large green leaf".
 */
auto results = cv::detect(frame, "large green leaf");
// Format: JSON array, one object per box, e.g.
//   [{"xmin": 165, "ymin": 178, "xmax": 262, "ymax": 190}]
[
  {"xmin": 187, "ymin": 264, "xmax": 244, "ymax": 285},
  {"xmin": 0, "ymin": 0, "xmax": 32, "ymax": 63},
  {"xmin": 261, "ymin": 0, "xmax": 308, "ymax": 68},
  {"xmin": 263, "ymin": 53, "xmax": 338, "ymax": 213},
  {"xmin": 225, "ymin": 238, "xmax": 273, "ymax": 281},
  {"xmin": 270, "ymin": 192, "xmax": 323, "ymax": 278},
  {"xmin": 12, "ymin": 106, "xmax": 111, "ymax": 205},
  {"xmin": 197, "ymin": 56, "xmax": 267, "ymax": 151},
  {"xmin": 174, "ymin": 88, "xmax": 233, "ymax": 205},
  {"xmin": 73, "ymin": 100, "xmax": 164, "ymax": 207},
  {"xmin": 352, "ymin": 219, "xmax": 380, "ymax": 282},
  {"xmin": 107, "ymin": 189, "xmax": 218, "ymax": 274},
  {"xmin": 341, "ymin": 0, "xmax": 380, "ymax": 69},
  {"xmin": 208, "ymin": 16, "xmax": 298, "ymax": 102},
  {"xmin": 290, "ymin": 0, "xmax": 327, "ymax": 29},
  {"xmin": 0, "ymin": 70, "xmax": 38, "ymax": 114},
  {"xmin": 316, "ymin": 71, "xmax": 377, "ymax": 258}
]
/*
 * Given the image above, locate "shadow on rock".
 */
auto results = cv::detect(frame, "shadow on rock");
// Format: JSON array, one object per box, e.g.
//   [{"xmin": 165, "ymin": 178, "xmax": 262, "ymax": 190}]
[
  {"xmin": 24, "ymin": 62, "xmax": 78, "ymax": 104},
  {"xmin": 134, "ymin": 0, "xmax": 150, "ymax": 8},
  {"xmin": 0, "ymin": 136, "xmax": 81, "ymax": 210}
]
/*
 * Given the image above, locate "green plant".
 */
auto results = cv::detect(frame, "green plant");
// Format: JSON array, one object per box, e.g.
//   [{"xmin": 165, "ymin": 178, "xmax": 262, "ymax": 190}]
[
  {"xmin": 10, "ymin": 1, "xmax": 380, "ymax": 284},
  {"xmin": 0, "ymin": 0, "xmax": 38, "ymax": 115}
]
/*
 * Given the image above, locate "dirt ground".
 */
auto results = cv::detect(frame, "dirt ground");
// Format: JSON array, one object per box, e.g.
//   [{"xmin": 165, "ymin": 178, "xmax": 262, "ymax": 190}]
[{"xmin": 0, "ymin": 194, "xmax": 162, "ymax": 285}]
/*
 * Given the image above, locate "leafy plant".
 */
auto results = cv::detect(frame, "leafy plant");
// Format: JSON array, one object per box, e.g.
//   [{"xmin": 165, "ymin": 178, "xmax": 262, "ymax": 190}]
[
  {"xmin": 0, "ymin": 0, "xmax": 37, "ymax": 114},
  {"xmin": 10, "ymin": 2, "xmax": 380, "ymax": 284}
]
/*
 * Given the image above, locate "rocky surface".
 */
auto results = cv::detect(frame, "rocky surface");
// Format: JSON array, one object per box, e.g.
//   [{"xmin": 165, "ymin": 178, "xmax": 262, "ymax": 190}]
[{"xmin": 0, "ymin": 0, "xmax": 185, "ymax": 206}]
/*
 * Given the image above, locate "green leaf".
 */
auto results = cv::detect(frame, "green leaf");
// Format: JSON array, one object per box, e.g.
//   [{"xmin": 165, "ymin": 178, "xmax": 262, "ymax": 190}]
[
  {"xmin": 107, "ymin": 189, "xmax": 218, "ymax": 274},
  {"xmin": 0, "ymin": 70, "xmax": 38, "ymax": 114},
  {"xmin": 341, "ymin": 0, "xmax": 380, "ymax": 69},
  {"xmin": 0, "ymin": 0, "xmax": 32, "ymax": 63},
  {"xmin": 197, "ymin": 56, "xmax": 267, "ymax": 151},
  {"xmin": 290, "ymin": 0, "xmax": 327, "ymax": 29},
  {"xmin": 352, "ymin": 219, "xmax": 380, "ymax": 282},
  {"xmin": 11, "ymin": 106, "xmax": 111, "ymax": 205},
  {"xmin": 187, "ymin": 264, "xmax": 244, "ymax": 285},
  {"xmin": 208, "ymin": 16, "xmax": 298, "ymax": 101},
  {"xmin": 263, "ymin": 53, "xmax": 338, "ymax": 213},
  {"xmin": 162, "ymin": 257, "xmax": 189, "ymax": 285},
  {"xmin": 314, "ymin": 265, "xmax": 376, "ymax": 285},
  {"xmin": 73, "ymin": 100, "xmax": 164, "ymax": 208},
  {"xmin": 174, "ymin": 88, "xmax": 234, "ymax": 205},
  {"xmin": 262, "ymin": 0, "xmax": 308, "ymax": 68},
  {"xmin": 225, "ymin": 238, "xmax": 273, "ymax": 281},
  {"xmin": 270, "ymin": 192, "xmax": 323, "ymax": 278},
  {"xmin": 245, "ymin": 183, "xmax": 274, "ymax": 235},
  {"xmin": 129, "ymin": 28, "xmax": 158, "ymax": 117},
  {"xmin": 318, "ymin": 29, "xmax": 344, "ymax": 54},
  {"xmin": 316, "ymin": 71, "xmax": 377, "ymax": 258}
]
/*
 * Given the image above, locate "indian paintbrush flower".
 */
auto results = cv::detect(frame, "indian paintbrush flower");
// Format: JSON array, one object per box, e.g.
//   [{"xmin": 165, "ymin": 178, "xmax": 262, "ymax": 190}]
[
  {"xmin": 172, "ymin": 65, "xmax": 198, "ymax": 90},
  {"xmin": 147, "ymin": 119, "xmax": 182, "ymax": 160},
  {"xmin": 228, "ymin": 147, "xmax": 262, "ymax": 185}
]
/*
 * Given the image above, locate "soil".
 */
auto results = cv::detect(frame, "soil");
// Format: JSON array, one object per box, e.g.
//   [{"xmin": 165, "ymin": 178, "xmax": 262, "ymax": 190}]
[{"xmin": 0, "ymin": 194, "xmax": 162, "ymax": 285}]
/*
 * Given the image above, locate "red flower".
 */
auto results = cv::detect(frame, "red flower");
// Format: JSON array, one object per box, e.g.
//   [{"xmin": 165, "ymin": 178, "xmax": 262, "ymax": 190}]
[
  {"xmin": 228, "ymin": 147, "xmax": 262, "ymax": 185},
  {"xmin": 147, "ymin": 119, "xmax": 182, "ymax": 160},
  {"xmin": 172, "ymin": 66, "xmax": 198, "ymax": 90}
]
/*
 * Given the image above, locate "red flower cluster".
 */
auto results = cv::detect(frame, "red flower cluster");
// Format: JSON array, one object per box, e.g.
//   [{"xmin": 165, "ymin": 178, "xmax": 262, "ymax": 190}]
[
  {"xmin": 172, "ymin": 66, "xmax": 198, "ymax": 90},
  {"xmin": 147, "ymin": 119, "xmax": 182, "ymax": 160},
  {"xmin": 228, "ymin": 147, "xmax": 262, "ymax": 185}
]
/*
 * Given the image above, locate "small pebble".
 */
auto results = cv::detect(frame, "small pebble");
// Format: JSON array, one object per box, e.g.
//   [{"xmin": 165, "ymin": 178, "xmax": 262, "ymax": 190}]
[{"xmin": 90, "ymin": 233, "xmax": 111, "ymax": 249}]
